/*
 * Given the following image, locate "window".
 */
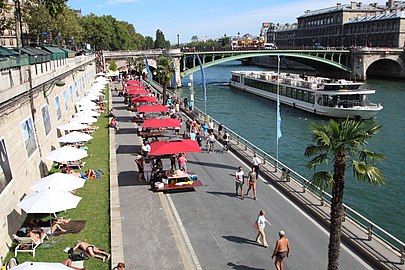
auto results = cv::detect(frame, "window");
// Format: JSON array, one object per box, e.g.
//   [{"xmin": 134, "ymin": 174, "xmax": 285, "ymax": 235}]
[
  {"xmin": 9, "ymin": 39, "xmax": 13, "ymax": 46},
  {"xmin": 63, "ymin": 90, "xmax": 69, "ymax": 111},
  {"xmin": 41, "ymin": 104, "xmax": 52, "ymax": 136},
  {"xmin": 70, "ymin": 86, "xmax": 74, "ymax": 102},
  {"xmin": 20, "ymin": 117, "xmax": 38, "ymax": 158},
  {"xmin": 54, "ymin": 96, "xmax": 62, "ymax": 120},
  {"xmin": 0, "ymin": 137, "xmax": 13, "ymax": 194}
]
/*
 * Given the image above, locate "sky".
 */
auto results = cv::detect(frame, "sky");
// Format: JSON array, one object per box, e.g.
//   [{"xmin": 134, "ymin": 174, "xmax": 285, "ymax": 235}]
[{"xmin": 67, "ymin": 0, "xmax": 387, "ymax": 44}]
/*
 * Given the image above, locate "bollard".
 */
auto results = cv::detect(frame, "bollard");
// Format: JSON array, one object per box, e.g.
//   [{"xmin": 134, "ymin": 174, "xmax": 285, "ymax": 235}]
[
  {"xmin": 401, "ymin": 246, "xmax": 404, "ymax": 265},
  {"xmin": 320, "ymin": 190, "xmax": 324, "ymax": 206},
  {"xmin": 342, "ymin": 206, "xmax": 346, "ymax": 222},
  {"xmin": 367, "ymin": 224, "xmax": 374, "ymax": 241},
  {"xmin": 244, "ymin": 144, "xmax": 247, "ymax": 151},
  {"xmin": 237, "ymin": 139, "xmax": 240, "ymax": 145}
]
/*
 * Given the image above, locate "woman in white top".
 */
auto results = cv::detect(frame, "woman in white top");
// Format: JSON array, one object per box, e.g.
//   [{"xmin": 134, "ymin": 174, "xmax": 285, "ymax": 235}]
[
  {"xmin": 143, "ymin": 159, "xmax": 154, "ymax": 183},
  {"xmin": 255, "ymin": 210, "xmax": 272, "ymax": 247}
]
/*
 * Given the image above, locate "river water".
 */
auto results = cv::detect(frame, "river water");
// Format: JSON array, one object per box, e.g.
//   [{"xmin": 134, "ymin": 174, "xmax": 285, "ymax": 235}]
[{"xmin": 174, "ymin": 61, "xmax": 405, "ymax": 243}]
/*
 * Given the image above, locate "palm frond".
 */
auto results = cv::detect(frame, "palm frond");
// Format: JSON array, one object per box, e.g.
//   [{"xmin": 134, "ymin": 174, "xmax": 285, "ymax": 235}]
[
  {"xmin": 352, "ymin": 161, "xmax": 385, "ymax": 185},
  {"xmin": 306, "ymin": 153, "xmax": 329, "ymax": 169},
  {"xmin": 308, "ymin": 171, "xmax": 333, "ymax": 191},
  {"xmin": 359, "ymin": 149, "xmax": 385, "ymax": 163}
]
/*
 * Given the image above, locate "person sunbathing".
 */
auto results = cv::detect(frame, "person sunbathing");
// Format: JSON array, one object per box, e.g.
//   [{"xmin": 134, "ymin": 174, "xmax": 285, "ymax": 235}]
[
  {"xmin": 73, "ymin": 241, "xmax": 110, "ymax": 262},
  {"xmin": 31, "ymin": 218, "xmax": 71, "ymax": 234},
  {"xmin": 61, "ymin": 259, "xmax": 86, "ymax": 270},
  {"xmin": 26, "ymin": 227, "xmax": 44, "ymax": 243},
  {"xmin": 85, "ymin": 169, "xmax": 96, "ymax": 180}
]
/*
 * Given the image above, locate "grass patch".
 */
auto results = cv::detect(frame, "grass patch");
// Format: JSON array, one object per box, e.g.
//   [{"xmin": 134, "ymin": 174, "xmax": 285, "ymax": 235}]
[{"xmin": 7, "ymin": 89, "xmax": 111, "ymax": 269}]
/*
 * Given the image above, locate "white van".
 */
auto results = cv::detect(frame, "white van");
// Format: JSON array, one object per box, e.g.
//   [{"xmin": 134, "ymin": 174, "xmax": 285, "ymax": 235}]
[{"xmin": 263, "ymin": 43, "xmax": 277, "ymax": 50}]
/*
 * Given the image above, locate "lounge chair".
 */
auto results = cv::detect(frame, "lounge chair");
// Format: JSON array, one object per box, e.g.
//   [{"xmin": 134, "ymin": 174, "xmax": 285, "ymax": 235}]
[
  {"xmin": 67, "ymin": 161, "xmax": 86, "ymax": 169},
  {"xmin": 13, "ymin": 234, "xmax": 43, "ymax": 257}
]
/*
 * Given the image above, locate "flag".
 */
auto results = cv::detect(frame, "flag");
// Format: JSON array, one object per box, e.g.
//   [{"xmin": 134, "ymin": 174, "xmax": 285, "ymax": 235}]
[
  {"xmin": 144, "ymin": 54, "xmax": 152, "ymax": 85},
  {"xmin": 195, "ymin": 53, "xmax": 207, "ymax": 102},
  {"xmin": 277, "ymin": 95, "xmax": 282, "ymax": 139}
]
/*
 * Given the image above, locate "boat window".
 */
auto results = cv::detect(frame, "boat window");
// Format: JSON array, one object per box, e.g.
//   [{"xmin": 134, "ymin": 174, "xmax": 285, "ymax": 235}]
[
  {"xmin": 322, "ymin": 95, "xmax": 329, "ymax": 106},
  {"xmin": 302, "ymin": 91, "xmax": 309, "ymax": 102},
  {"xmin": 281, "ymin": 87, "xmax": 286, "ymax": 96},
  {"xmin": 286, "ymin": 88, "xmax": 291, "ymax": 97},
  {"xmin": 309, "ymin": 93, "xmax": 315, "ymax": 104},
  {"xmin": 297, "ymin": 90, "xmax": 303, "ymax": 100},
  {"xmin": 232, "ymin": 75, "xmax": 240, "ymax": 83},
  {"xmin": 291, "ymin": 89, "xmax": 297, "ymax": 99}
]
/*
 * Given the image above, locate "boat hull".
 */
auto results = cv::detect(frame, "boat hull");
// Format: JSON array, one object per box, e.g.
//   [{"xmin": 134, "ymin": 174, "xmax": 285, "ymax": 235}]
[{"xmin": 229, "ymin": 81, "xmax": 382, "ymax": 119}]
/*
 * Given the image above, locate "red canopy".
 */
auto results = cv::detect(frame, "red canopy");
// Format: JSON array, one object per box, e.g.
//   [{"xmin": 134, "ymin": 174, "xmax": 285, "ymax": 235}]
[
  {"xmin": 142, "ymin": 118, "xmax": 181, "ymax": 128},
  {"xmin": 127, "ymin": 89, "xmax": 150, "ymax": 95},
  {"xmin": 150, "ymin": 139, "xmax": 202, "ymax": 156},
  {"xmin": 126, "ymin": 85, "xmax": 144, "ymax": 90},
  {"xmin": 137, "ymin": 104, "xmax": 169, "ymax": 113},
  {"xmin": 125, "ymin": 80, "xmax": 141, "ymax": 85},
  {"xmin": 131, "ymin": 96, "xmax": 158, "ymax": 103}
]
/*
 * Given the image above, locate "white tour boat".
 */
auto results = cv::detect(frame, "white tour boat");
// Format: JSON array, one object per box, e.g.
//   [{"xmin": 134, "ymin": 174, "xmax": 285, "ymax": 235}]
[{"xmin": 229, "ymin": 71, "xmax": 383, "ymax": 119}]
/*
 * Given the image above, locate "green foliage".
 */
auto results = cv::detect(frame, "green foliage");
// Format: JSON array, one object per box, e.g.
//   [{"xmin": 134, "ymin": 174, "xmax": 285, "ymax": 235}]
[
  {"xmin": 109, "ymin": 59, "xmax": 118, "ymax": 71},
  {"xmin": 154, "ymin": 29, "xmax": 169, "ymax": 49},
  {"xmin": 41, "ymin": 0, "xmax": 67, "ymax": 18},
  {"xmin": 0, "ymin": 0, "xmax": 13, "ymax": 35},
  {"xmin": 145, "ymin": 36, "xmax": 154, "ymax": 49},
  {"xmin": 183, "ymin": 40, "xmax": 223, "ymax": 51}
]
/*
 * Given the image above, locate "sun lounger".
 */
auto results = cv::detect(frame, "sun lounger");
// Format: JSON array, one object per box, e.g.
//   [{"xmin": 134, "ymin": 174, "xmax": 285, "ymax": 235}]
[
  {"xmin": 13, "ymin": 233, "xmax": 44, "ymax": 257},
  {"xmin": 67, "ymin": 161, "xmax": 86, "ymax": 169}
]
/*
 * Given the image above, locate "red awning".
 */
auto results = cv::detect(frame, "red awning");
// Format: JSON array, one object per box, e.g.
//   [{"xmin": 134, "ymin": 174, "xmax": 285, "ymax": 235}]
[
  {"xmin": 150, "ymin": 139, "xmax": 202, "ymax": 156},
  {"xmin": 137, "ymin": 104, "xmax": 169, "ymax": 113},
  {"xmin": 142, "ymin": 118, "xmax": 181, "ymax": 128},
  {"xmin": 131, "ymin": 96, "xmax": 158, "ymax": 103},
  {"xmin": 124, "ymin": 80, "xmax": 141, "ymax": 85},
  {"xmin": 127, "ymin": 89, "xmax": 150, "ymax": 95},
  {"xmin": 126, "ymin": 85, "xmax": 144, "ymax": 90}
]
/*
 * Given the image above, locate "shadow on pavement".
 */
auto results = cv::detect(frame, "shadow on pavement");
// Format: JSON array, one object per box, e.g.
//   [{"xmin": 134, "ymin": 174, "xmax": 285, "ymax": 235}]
[
  {"xmin": 116, "ymin": 116, "xmax": 135, "ymax": 123},
  {"xmin": 222, "ymin": 236, "xmax": 264, "ymax": 247},
  {"xmin": 115, "ymin": 128, "xmax": 136, "ymax": 134},
  {"xmin": 187, "ymin": 160, "xmax": 236, "ymax": 170},
  {"xmin": 116, "ymin": 145, "xmax": 140, "ymax": 155},
  {"xmin": 118, "ymin": 171, "xmax": 150, "ymax": 187},
  {"xmin": 227, "ymin": 262, "xmax": 266, "ymax": 270},
  {"xmin": 206, "ymin": 191, "xmax": 238, "ymax": 198}
]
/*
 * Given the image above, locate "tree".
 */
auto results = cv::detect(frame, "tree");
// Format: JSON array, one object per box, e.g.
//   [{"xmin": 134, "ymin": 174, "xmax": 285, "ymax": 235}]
[
  {"xmin": 156, "ymin": 56, "xmax": 174, "ymax": 105},
  {"xmin": 0, "ymin": 0, "xmax": 14, "ymax": 36},
  {"xmin": 109, "ymin": 59, "xmax": 117, "ymax": 71},
  {"xmin": 144, "ymin": 36, "xmax": 153, "ymax": 49},
  {"xmin": 154, "ymin": 29, "xmax": 167, "ymax": 49},
  {"xmin": 41, "ymin": 0, "xmax": 67, "ymax": 18},
  {"xmin": 304, "ymin": 118, "xmax": 384, "ymax": 270}
]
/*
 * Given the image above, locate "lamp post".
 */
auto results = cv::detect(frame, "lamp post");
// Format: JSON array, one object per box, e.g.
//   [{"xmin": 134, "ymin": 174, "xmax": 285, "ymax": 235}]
[{"xmin": 177, "ymin": 34, "xmax": 180, "ymax": 47}]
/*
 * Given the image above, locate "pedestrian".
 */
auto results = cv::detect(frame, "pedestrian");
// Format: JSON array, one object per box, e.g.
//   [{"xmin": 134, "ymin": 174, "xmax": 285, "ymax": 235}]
[
  {"xmin": 255, "ymin": 210, "xmax": 271, "ymax": 248},
  {"xmin": 143, "ymin": 158, "xmax": 153, "ymax": 183},
  {"xmin": 170, "ymin": 154, "xmax": 177, "ymax": 170},
  {"xmin": 113, "ymin": 262, "xmax": 126, "ymax": 270},
  {"xmin": 178, "ymin": 153, "xmax": 187, "ymax": 172},
  {"xmin": 218, "ymin": 123, "xmax": 223, "ymax": 135},
  {"xmin": 246, "ymin": 167, "xmax": 257, "ymax": 200},
  {"xmin": 252, "ymin": 152, "xmax": 261, "ymax": 179},
  {"xmin": 271, "ymin": 231, "xmax": 290, "ymax": 270},
  {"xmin": 235, "ymin": 166, "xmax": 245, "ymax": 199},
  {"xmin": 208, "ymin": 132, "xmax": 215, "ymax": 152},
  {"xmin": 142, "ymin": 140, "xmax": 150, "ymax": 157},
  {"xmin": 135, "ymin": 154, "xmax": 144, "ymax": 181}
]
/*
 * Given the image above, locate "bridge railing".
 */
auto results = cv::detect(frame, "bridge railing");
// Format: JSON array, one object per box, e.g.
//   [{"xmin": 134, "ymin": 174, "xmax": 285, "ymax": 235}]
[{"xmin": 190, "ymin": 105, "xmax": 405, "ymax": 263}]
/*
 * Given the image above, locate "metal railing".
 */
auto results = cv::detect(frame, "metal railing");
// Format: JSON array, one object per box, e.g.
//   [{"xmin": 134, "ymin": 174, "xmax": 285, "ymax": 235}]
[
  {"xmin": 191, "ymin": 106, "xmax": 405, "ymax": 264},
  {"xmin": 148, "ymin": 79, "xmax": 405, "ymax": 264}
]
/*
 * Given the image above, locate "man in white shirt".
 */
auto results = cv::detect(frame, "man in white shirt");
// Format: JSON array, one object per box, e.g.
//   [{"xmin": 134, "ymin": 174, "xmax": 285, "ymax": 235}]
[
  {"xmin": 235, "ymin": 166, "xmax": 245, "ymax": 199},
  {"xmin": 252, "ymin": 153, "xmax": 261, "ymax": 179}
]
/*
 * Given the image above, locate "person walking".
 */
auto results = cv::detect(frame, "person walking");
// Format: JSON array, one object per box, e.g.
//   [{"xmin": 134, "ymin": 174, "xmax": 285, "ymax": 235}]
[
  {"xmin": 143, "ymin": 158, "xmax": 153, "ymax": 183},
  {"xmin": 252, "ymin": 153, "xmax": 261, "ymax": 179},
  {"xmin": 178, "ymin": 153, "xmax": 187, "ymax": 172},
  {"xmin": 246, "ymin": 167, "xmax": 257, "ymax": 200},
  {"xmin": 235, "ymin": 166, "xmax": 245, "ymax": 199},
  {"xmin": 255, "ymin": 210, "xmax": 272, "ymax": 248},
  {"xmin": 271, "ymin": 231, "xmax": 290, "ymax": 270}
]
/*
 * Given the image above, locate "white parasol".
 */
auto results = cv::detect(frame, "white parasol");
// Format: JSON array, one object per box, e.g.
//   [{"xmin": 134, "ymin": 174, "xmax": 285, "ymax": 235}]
[
  {"xmin": 12, "ymin": 262, "xmax": 73, "ymax": 270},
  {"xmin": 57, "ymin": 131, "xmax": 93, "ymax": 143},
  {"xmin": 57, "ymin": 122, "xmax": 90, "ymax": 131},
  {"xmin": 75, "ymin": 110, "xmax": 100, "ymax": 118},
  {"xmin": 72, "ymin": 115, "xmax": 97, "ymax": 124},
  {"xmin": 31, "ymin": 173, "xmax": 85, "ymax": 192},
  {"xmin": 46, "ymin": 146, "xmax": 87, "ymax": 163}
]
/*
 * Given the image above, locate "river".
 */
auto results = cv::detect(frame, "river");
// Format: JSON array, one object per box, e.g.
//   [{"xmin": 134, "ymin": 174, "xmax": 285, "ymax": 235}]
[{"xmin": 174, "ymin": 60, "xmax": 405, "ymax": 243}]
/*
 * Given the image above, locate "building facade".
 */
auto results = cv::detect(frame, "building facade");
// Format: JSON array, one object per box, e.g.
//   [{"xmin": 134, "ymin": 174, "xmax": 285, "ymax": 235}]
[{"xmin": 267, "ymin": 1, "xmax": 405, "ymax": 49}]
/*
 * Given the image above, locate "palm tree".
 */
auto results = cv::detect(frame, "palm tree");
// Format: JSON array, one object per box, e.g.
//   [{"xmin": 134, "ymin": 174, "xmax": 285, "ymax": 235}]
[
  {"xmin": 156, "ymin": 55, "xmax": 174, "ymax": 105},
  {"xmin": 304, "ymin": 118, "xmax": 384, "ymax": 270}
]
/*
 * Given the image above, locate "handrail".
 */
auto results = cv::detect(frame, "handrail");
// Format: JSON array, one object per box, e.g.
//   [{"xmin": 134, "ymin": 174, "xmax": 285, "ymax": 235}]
[{"xmin": 148, "ymin": 79, "xmax": 405, "ymax": 263}]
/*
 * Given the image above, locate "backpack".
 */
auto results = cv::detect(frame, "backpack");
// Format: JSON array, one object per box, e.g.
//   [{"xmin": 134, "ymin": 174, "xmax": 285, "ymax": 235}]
[{"xmin": 223, "ymin": 133, "xmax": 228, "ymax": 140}]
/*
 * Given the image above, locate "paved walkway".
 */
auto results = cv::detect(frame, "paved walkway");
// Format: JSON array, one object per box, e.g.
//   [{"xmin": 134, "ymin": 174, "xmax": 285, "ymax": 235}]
[{"xmin": 109, "ymin": 82, "xmax": 404, "ymax": 270}]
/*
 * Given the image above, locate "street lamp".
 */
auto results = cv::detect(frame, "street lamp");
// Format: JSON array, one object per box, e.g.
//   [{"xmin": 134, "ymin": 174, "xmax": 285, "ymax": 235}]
[{"xmin": 177, "ymin": 34, "xmax": 179, "ymax": 46}]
